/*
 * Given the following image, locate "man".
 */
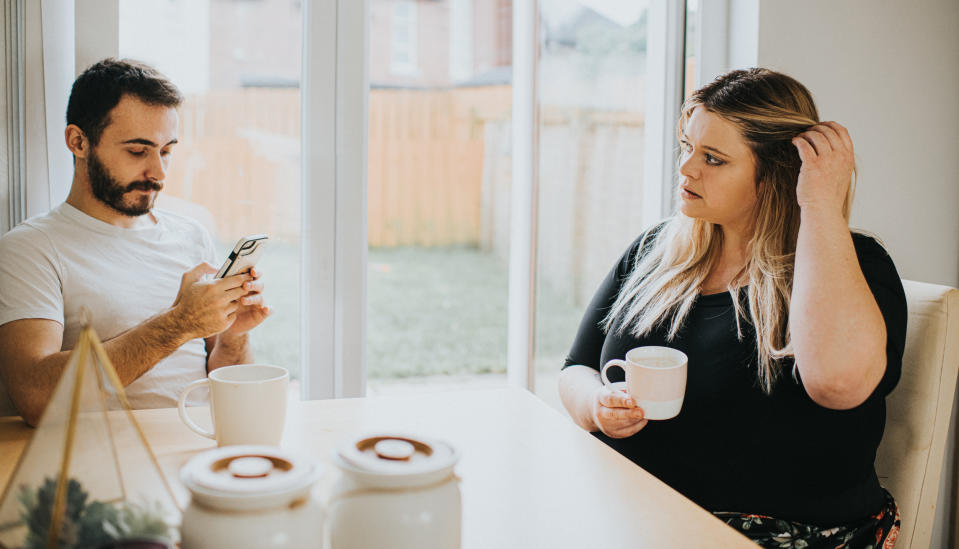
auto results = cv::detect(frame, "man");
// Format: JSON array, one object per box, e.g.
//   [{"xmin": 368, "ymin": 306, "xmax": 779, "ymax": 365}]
[{"xmin": 0, "ymin": 58, "xmax": 270, "ymax": 426}]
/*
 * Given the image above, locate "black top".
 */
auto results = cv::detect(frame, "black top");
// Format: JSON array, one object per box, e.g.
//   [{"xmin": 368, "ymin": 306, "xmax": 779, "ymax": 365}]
[{"xmin": 564, "ymin": 225, "xmax": 907, "ymax": 526}]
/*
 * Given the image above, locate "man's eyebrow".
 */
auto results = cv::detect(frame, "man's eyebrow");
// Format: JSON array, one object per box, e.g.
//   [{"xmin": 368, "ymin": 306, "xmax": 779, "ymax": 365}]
[{"xmin": 120, "ymin": 138, "xmax": 178, "ymax": 147}]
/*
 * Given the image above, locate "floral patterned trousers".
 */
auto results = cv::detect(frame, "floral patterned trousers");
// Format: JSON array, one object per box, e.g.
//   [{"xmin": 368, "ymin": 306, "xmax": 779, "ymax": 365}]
[{"xmin": 714, "ymin": 489, "xmax": 900, "ymax": 549}]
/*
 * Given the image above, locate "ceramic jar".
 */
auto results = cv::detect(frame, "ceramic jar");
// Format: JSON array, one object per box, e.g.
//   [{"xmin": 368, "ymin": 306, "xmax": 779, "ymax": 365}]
[
  {"xmin": 327, "ymin": 433, "xmax": 461, "ymax": 549},
  {"xmin": 179, "ymin": 445, "xmax": 324, "ymax": 549}
]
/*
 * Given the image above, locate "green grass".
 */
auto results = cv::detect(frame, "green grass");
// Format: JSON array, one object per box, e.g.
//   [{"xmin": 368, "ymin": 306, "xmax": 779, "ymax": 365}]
[{"xmin": 367, "ymin": 246, "xmax": 510, "ymax": 378}]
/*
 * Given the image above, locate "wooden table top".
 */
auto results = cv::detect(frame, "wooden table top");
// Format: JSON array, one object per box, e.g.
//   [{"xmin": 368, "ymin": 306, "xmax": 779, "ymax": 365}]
[{"xmin": 0, "ymin": 387, "xmax": 756, "ymax": 548}]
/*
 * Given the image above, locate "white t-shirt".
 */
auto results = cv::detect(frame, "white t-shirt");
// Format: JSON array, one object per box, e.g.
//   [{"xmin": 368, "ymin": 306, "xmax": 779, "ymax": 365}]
[{"xmin": 0, "ymin": 203, "xmax": 216, "ymax": 411}]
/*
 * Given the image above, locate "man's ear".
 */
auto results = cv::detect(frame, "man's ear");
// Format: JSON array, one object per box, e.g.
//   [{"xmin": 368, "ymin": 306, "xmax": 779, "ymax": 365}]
[{"xmin": 65, "ymin": 125, "xmax": 89, "ymax": 159}]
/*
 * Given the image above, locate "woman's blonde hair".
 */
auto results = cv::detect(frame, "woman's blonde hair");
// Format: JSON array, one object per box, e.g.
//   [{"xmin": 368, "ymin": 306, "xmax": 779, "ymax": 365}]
[{"xmin": 603, "ymin": 68, "xmax": 854, "ymax": 393}]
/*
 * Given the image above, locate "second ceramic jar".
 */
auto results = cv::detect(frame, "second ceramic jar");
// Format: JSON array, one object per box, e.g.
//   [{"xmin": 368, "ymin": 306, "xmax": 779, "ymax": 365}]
[{"xmin": 326, "ymin": 433, "xmax": 461, "ymax": 549}]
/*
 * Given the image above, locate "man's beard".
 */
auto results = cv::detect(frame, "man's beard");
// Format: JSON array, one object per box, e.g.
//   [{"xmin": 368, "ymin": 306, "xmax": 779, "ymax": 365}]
[{"xmin": 87, "ymin": 150, "xmax": 163, "ymax": 217}]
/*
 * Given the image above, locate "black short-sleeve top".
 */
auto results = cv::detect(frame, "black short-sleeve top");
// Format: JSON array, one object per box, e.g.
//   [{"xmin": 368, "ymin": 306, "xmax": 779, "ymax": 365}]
[{"xmin": 563, "ymin": 225, "xmax": 907, "ymax": 526}]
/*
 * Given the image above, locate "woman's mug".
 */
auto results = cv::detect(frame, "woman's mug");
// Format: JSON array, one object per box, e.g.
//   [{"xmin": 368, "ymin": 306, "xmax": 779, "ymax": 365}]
[
  {"xmin": 177, "ymin": 364, "xmax": 289, "ymax": 447},
  {"xmin": 601, "ymin": 347, "xmax": 688, "ymax": 420}
]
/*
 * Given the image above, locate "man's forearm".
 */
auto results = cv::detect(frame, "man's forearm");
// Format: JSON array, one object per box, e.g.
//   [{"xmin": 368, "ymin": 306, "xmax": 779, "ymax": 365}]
[
  {"xmin": 15, "ymin": 310, "xmax": 194, "ymax": 425},
  {"xmin": 100, "ymin": 309, "xmax": 197, "ymax": 384},
  {"xmin": 207, "ymin": 332, "xmax": 253, "ymax": 372},
  {"xmin": 39, "ymin": 310, "xmax": 193, "ymax": 385}
]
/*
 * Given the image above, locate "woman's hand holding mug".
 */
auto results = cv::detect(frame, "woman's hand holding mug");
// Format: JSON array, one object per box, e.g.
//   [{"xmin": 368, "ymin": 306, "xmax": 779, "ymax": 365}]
[
  {"xmin": 590, "ymin": 384, "xmax": 648, "ymax": 438},
  {"xmin": 598, "ymin": 346, "xmax": 688, "ymax": 437}
]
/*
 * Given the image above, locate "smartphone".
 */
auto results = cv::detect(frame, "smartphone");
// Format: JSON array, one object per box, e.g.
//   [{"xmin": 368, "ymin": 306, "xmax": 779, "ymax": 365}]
[{"xmin": 216, "ymin": 234, "xmax": 268, "ymax": 278}]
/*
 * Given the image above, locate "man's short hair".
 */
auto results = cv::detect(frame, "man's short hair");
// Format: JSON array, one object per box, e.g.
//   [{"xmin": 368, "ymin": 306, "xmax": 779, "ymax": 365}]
[{"xmin": 66, "ymin": 58, "xmax": 183, "ymax": 146}]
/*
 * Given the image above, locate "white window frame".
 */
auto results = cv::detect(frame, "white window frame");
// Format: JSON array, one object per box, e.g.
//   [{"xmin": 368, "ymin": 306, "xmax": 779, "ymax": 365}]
[
  {"xmin": 506, "ymin": 0, "xmax": 537, "ymax": 390},
  {"xmin": 2, "ymin": 0, "xmax": 25, "ymax": 234},
  {"xmin": 695, "ymin": 0, "xmax": 731, "ymax": 86},
  {"xmin": 642, "ymin": 0, "xmax": 688, "ymax": 225},
  {"xmin": 302, "ymin": 0, "xmax": 368, "ymax": 399},
  {"xmin": 0, "ymin": 0, "xmax": 77, "ymax": 236}
]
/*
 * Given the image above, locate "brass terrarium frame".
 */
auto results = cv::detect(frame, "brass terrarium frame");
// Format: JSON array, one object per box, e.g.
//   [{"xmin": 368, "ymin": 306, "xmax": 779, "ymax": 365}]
[{"xmin": 0, "ymin": 312, "xmax": 181, "ymax": 549}]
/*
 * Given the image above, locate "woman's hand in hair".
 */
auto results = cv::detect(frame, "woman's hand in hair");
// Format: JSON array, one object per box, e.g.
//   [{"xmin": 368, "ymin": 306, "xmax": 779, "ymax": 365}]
[
  {"xmin": 792, "ymin": 121, "xmax": 855, "ymax": 216},
  {"xmin": 590, "ymin": 386, "xmax": 648, "ymax": 438}
]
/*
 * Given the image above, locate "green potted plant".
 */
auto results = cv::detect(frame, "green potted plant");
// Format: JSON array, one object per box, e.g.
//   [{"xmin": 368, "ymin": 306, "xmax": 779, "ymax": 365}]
[{"xmin": 17, "ymin": 477, "xmax": 175, "ymax": 549}]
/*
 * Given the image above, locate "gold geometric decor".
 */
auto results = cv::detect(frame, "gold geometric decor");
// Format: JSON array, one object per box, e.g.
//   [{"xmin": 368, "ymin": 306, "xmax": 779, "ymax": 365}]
[{"xmin": 0, "ymin": 311, "xmax": 180, "ymax": 548}]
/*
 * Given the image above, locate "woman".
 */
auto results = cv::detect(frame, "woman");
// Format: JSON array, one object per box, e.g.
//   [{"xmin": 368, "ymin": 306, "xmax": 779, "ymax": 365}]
[{"xmin": 558, "ymin": 68, "xmax": 905, "ymax": 548}]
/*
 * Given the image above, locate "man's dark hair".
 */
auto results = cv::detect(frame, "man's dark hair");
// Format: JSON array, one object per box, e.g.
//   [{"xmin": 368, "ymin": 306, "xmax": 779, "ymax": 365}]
[{"xmin": 66, "ymin": 58, "xmax": 183, "ymax": 146}]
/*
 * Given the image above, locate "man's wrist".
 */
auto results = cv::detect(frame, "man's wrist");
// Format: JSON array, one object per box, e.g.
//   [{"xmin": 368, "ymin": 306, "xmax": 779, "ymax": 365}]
[
  {"xmin": 216, "ymin": 330, "xmax": 250, "ymax": 351},
  {"xmin": 154, "ymin": 307, "xmax": 198, "ymax": 345}
]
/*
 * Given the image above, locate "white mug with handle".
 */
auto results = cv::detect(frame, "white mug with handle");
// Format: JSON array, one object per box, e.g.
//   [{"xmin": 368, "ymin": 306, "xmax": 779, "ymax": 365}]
[
  {"xmin": 177, "ymin": 364, "xmax": 289, "ymax": 447},
  {"xmin": 601, "ymin": 346, "xmax": 688, "ymax": 420}
]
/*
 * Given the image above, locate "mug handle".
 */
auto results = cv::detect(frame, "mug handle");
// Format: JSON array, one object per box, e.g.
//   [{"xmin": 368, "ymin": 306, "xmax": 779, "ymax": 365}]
[
  {"xmin": 600, "ymin": 359, "xmax": 628, "ymax": 388},
  {"xmin": 177, "ymin": 378, "xmax": 215, "ymax": 440}
]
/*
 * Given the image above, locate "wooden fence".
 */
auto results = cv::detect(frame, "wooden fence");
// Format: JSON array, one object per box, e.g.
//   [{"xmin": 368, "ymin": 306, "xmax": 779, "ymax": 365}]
[
  {"xmin": 161, "ymin": 86, "xmax": 651, "ymax": 307},
  {"xmin": 479, "ymin": 107, "xmax": 648, "ymax": 307},
  {"xmin": 368, "ymin": 86, "xmax": 511, "ymax": 246},
  {"xmin": 161, "ymin": 88, "xmax": 301, "ymax": 241},
  {"xmin": 161, "ymin": 86, "xmax": 511, "ymax": 246}
]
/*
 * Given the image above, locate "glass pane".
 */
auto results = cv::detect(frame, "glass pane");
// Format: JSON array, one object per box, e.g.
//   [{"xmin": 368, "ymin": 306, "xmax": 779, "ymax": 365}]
[
  {"xmin": 118, "ymin": 0, "xmax": 303, "ymax": 381},
  {"xmin": 685, "ymin": 0, "xmax": 699, "ymax": 99},
  {"xmin": 367, "ymin": 0, "xmax": 512, "ymax": 395},
  {"xmin": 533, "ymin": 1, "xmax": 650, "ymax": 411}
]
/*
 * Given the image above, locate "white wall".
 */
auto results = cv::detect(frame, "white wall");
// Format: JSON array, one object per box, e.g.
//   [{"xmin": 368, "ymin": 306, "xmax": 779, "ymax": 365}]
[
  {"xmin": 754, "ymin": 1, "xmax": 959, "ymax": 288},
  {"xmin": 745, "ymin": 1, "xmax": 959, "ymax": 547}
]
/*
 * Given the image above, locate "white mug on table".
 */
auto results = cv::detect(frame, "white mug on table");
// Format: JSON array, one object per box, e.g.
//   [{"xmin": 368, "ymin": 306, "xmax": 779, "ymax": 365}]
[
  {"xmin": 601, "ymin": 346, "xmax": 688, "ymax": 420},
  {"xmin": 177, "ymin": 364, "xmax": 289, "ymax": 447}
]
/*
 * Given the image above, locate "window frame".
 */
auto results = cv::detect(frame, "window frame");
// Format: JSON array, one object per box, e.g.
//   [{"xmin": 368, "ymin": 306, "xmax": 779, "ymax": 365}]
[
  {"xmin": 694, "ymin": 0, "xmax": 730, "ymax": 87},
  {"xmin": 302, "ymin": 0, "xmax": 368, "ymax": 399}
]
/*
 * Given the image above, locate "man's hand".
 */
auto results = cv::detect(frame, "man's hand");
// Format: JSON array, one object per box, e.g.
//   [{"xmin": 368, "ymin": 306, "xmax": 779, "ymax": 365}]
[
  {"xmin": 221, "ymin": 267, "xmax": 271, "ymax": 338},
  {"xmin": 205, "ymin": 266, "xmax": 270, "ymax": 372},
  {"xmin": 171, "ymin": 262, "xmax": 250, "ymax": 340}
]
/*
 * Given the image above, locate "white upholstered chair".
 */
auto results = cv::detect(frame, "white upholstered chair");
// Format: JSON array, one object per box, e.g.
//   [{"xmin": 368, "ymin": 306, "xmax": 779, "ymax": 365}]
[{"xmin": 876, "ymin": 279, "xmax": 959, "ymax": 549}]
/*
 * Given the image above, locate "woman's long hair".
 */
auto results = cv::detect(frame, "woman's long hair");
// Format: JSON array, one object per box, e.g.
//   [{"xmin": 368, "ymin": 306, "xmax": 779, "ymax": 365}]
[{"xmin": 602, "ymin": 68, "xmax": 855, "ymax": 393}]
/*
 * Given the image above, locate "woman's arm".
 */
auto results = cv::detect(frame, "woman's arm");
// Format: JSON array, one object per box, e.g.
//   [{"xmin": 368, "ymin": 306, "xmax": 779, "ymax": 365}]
[
  {"xmin": 790, "ymin": 122, "xmax": 887, "ymax": 410},
  {"xmin": 559, "ymin": 366, "xmax": 605, "ymax": 431},
  {"xmin": 559, "ymin": 235, "xmax": 652, "ymax": 437}
]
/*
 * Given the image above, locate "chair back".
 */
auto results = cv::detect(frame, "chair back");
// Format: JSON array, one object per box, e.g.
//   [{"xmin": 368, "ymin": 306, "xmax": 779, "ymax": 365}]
[{"xmin": 876, "ymin": 279, "xmax": 959, "ymax": 549}]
